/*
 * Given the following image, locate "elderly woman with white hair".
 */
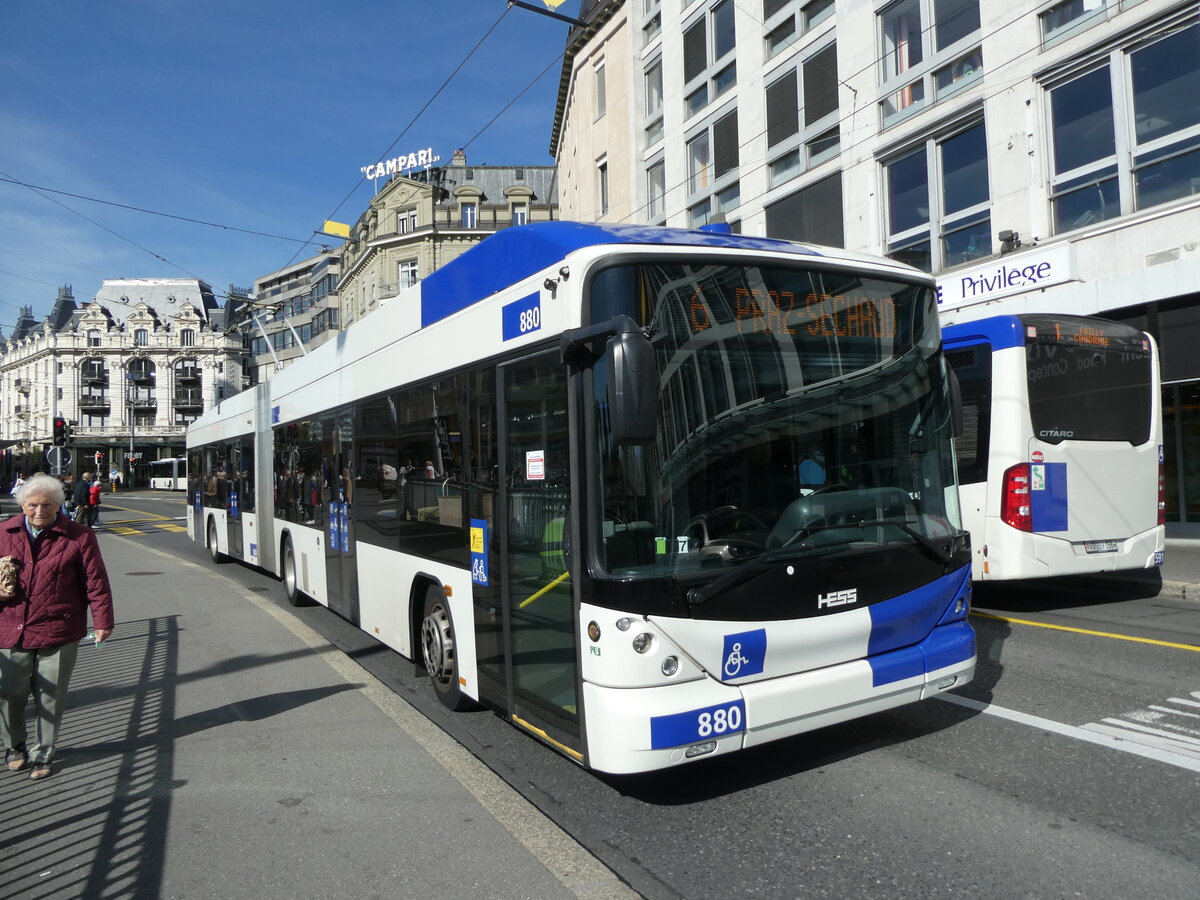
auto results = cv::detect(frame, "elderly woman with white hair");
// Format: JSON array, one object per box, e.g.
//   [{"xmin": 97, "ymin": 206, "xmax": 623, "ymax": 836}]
[{"xmin": 0, "ymin": 473, "xmax": 115, "ymax": 780}]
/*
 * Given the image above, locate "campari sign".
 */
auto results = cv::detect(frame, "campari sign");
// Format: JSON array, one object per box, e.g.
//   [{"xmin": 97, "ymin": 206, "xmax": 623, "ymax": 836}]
[{"xmin": 360, "ymin": 148, "xmax": 441, "ymax": 181}]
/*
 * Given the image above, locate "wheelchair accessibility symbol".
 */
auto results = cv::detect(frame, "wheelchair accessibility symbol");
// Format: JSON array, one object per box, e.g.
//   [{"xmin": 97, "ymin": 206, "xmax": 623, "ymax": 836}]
[
  {"xmin": 724, "ymin": 643, "xmax": 749, "ymax": 678},
  {"xmin": 720, "ymin": 628, "xmax": 766, "ymax": 680}
]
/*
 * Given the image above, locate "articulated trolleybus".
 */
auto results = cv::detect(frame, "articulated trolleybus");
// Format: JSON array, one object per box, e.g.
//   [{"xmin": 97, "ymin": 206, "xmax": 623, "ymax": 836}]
[
  {"xmin": 943, "ymin": 314, "xmax": 1164, "ymax": 581},
  {"xmin": 187, "ymin": 222, "xmax": 975, "ymax": 774}
]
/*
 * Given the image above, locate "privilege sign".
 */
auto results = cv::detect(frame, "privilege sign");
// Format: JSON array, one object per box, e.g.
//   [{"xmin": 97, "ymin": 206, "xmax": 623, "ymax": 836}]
[{"xmin": 937, "ymin": 244, "xmax": 1075, "ymax": 311}]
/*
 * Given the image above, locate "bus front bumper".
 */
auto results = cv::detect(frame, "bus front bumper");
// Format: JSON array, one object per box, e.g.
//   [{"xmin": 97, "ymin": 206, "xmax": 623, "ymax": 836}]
[{"xmin": 581, "ymin": 621, "xmax": 975, "ymax": 775}]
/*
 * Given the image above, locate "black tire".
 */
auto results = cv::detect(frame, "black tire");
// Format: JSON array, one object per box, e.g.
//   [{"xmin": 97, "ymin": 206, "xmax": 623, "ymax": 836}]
[
  {"xmin": 206, "ymin": 519, "xmax": 226, "ymax": 564},
  {"xmin": 281, "ymin": 535, "xmax": 309, "ymax": 607},
  {"xmin": 420, "ymin": 586, "xmax": 473, "ymax": 711}
]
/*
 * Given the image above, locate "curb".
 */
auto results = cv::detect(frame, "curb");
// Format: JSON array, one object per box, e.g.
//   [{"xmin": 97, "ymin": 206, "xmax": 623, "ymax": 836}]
[{"xmin": 1158, "ymin": 579, "xmax": 1200, "ymax": 603}]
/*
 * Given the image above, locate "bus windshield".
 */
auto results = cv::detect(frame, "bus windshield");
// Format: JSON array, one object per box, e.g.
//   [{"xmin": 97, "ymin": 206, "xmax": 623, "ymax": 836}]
[
  {"xmin": 1023, "ymin": 315, "xmax": 1153, "ymax": 444},
  {"xmin": 588, "ymin": 259, "xmax": 961, "ymax": 602}
]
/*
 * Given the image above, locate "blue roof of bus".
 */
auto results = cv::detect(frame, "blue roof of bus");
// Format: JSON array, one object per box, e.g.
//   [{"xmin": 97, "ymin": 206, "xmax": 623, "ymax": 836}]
[
  {"xmin": 942, "ymin": 315, "xmax": 1025, "ymax": 351},
  {"xmin": 420, "ymin": 221, "xmax": 821, "ymax": 328}
]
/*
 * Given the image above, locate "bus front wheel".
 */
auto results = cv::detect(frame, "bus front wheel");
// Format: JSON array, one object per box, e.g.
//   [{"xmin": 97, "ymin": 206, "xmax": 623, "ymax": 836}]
[{"xmin": 421, "ymin": 587, "xmax": 472, "ymax": 711}]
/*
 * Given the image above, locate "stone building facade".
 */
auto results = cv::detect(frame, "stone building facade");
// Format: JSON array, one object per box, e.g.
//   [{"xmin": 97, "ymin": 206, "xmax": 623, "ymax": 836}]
[
  {"xmin": 338, "ymin": 150, "xmax": 559, "ymax": 328},
  {"xmin": 0, "ymin": 279, "xmax": 245, "ymax": 486}
]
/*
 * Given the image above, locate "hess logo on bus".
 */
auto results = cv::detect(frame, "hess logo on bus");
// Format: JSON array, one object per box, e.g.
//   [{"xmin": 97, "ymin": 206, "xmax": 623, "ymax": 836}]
[{"xmin": 817, "ymin": 588, "xmax": 858, "ymax": 609}]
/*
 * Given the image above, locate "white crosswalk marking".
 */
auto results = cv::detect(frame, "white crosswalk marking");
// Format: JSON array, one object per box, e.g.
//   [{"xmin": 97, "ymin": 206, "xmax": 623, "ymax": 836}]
[{"xmin": 1081, "ymin": 693, "xmax": 1200, "ymax": 762}]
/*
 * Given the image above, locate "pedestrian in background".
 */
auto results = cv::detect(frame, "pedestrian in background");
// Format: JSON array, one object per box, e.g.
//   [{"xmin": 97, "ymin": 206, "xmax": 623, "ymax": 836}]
[
  {"xmin": 0, "ymin": 473, "xmax": 115, "ymax": 780},
  {"xmin": 73, "ymin": 471, "xmax": 94, "ymax": 527},
  {"xmin": 88, "ymin": 478, "xmax": 103, "ymax": 527}
]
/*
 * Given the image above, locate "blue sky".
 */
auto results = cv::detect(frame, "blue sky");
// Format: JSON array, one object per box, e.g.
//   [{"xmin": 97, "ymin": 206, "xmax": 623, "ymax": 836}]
[{"xmin": 0, "ymin": 0, "xmax": 571, "ymax": 328}]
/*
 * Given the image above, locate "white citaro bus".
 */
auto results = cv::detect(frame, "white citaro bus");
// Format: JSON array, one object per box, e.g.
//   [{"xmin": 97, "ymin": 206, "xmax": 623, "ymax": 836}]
[
  {"xmin": 188, "ymin": 222, "xmax": 975, "ymax": 774},
  {"xmin": 943, "ymin": 314, "xmax": 1164, "ymax": 581},
  {"xmin": 147, "ymin": 457, "xmax": 187, "ymax": 490}
]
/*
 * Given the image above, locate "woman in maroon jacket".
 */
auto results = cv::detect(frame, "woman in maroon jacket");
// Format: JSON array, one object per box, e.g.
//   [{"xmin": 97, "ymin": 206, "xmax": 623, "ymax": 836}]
[{"xmin": 1, "ymin": 473, "xmax": 115, "ymax": 780}]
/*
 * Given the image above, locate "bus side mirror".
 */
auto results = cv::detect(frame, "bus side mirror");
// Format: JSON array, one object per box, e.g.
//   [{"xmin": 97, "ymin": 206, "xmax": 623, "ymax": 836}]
[
  {"xmin": 946, "ymin": 361, "xmax": 964, "ymax": 438},
  {"xmin": 607, "ymin": 331, "xmax": 658, "ymax": 445}
]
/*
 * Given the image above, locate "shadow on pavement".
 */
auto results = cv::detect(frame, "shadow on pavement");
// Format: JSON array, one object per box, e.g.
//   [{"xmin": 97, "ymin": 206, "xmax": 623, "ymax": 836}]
[
  {"xmin": 973, "ymin": 569, "xmax": 1163, "ymax": 613},
  {"xmin": 0, "ymin": 615, "xmax": 358, "ymax": 899}
]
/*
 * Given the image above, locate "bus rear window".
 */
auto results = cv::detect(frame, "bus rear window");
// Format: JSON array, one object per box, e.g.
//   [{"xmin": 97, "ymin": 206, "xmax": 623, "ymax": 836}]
[{"xmin": 1025, "ymin": 324, "xmax": 1152, "ymax": 445}]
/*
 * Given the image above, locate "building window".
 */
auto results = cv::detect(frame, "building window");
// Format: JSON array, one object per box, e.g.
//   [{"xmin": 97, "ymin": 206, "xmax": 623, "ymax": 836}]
[
  {"xmin": 647, "ymin": 161, "xmax": 666, "ymax": 221},
  {"xmin": 594, "ymin": 58, "xmax": 607, "ymax": 120},
  {"xmin": 180, "ymin": 328, "xmax": 195, "ymax": 347},
  {"xmin": 683, "ymin": 0, "xmax": 737, "ymax": 119},
  {"xmin": 87, "ymin": 329, "xmax": 101, "ymax": 347},
  {"xmin": 885, "ymin": 120, "xmax": 991, "ymax": 272},
  {"xmin": 764, "ymin": 0, "xmax": 836, "ymax": 59},
  {"xmin": 134, "ymin": 328, "xmax": 149, "ymax": 346},
  {"xmin": 687, "ymin": 108, "xmax": 740, "ymax": 214},
  {"xmin": 397, "ymin": 209, "xmax": 418, "ymax": 233},
  {"xmin": 643, "ymin": 0, "xmax": 662, "ymax": 46},
  {"xmin": 597, "ymin": 160, "xmax": 609, "ymax": 216},
  {"xmin": 461, "ymin": 202, "xmax": 477, "ymax": 228},
  {"xmin": 399, "ymin": 259, "xmax": 419, "ymax": 289},
  {"xmin": 512, "ymin": 203, "xmax": 528, "ymax": 226},
  {"xmin": 1039, "ymin": 0, "xmax": 1112, "ymax": 47},
  {"xmin": 645, "ymin": 59, "xmax": 664, "ymax": 147},
  {"xmin": 879, "ymin": 0, "xmax": 982, "ymax": 126},
  {"xmin": 766, "ymin": 171, "xmax": 845, "ymax": 247},
  {"xmin": 1047, "ymin": 23, "xmax": 1200, "ymax": 234},
  {"xmin": 766, "ymin": 41, "xmax": 841, "ymax": 187}
]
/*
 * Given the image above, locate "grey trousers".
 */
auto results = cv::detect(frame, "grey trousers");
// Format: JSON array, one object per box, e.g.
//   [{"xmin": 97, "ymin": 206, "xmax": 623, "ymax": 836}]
[{"xmin": 0, "ymin": 642, "xmax": 80, "ymax": 765}]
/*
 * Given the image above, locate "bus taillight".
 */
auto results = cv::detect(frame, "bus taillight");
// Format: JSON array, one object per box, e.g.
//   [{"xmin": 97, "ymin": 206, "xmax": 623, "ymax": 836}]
[
  {"xmin": 1001, "ymin": 463, "xmax": 1032, "ymax": 532},
  {"xmin": 1159, "ymin": 460, "xmax": 1167, "ymax": 526}
]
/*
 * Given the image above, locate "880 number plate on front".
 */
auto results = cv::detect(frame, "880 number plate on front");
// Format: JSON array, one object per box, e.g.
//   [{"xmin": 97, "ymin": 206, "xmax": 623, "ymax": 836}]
[{"xmin": 650, "ymin": 700, "xmax": 746, "ymax": 750}]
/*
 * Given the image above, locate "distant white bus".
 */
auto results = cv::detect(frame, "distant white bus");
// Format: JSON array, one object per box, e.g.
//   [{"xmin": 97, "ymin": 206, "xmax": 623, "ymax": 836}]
[
  {"xmin": 148, "ymin": 457, "xmax": 187, "ymax": 491},
  {"xmin": 943, "ymin": 314, "xmax": 1165, "ymax": 581}
]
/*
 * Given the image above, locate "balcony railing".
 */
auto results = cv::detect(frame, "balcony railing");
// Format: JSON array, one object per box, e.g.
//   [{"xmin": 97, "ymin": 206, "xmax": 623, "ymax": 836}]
[
  {"xmin": 130, "ymin": 396, "xmax": 158, "ymax": 409},
  {"xmin": 173, "ymin": 392, "xmax": 203, "ymax": 408},
  {"xmin": 79, "ymin": 395, "xmax": 111, "ymax": 409},
  {"xmin": 176, "ymin": 368, "xmax": 201, "ymax": 382},
  {"xmin": 14, "ymin": 379, "xmax": 29, "ymax": 394},
  {"xmin": 84, "ymin": 372, "xmax": 109, "ymax": 385}
]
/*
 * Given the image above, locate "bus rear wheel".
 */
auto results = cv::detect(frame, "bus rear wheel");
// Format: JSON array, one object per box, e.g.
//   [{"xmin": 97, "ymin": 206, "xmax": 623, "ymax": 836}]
[
  {"xmin": 281, "ymin": 535, "xmax": 308, "ymax": 607},
  {"xmin": 421, "ymin": 587, "xmax": 472, "ymax": 711},
  {"xmin": 206, "ymin": 519, "xmax": 225, "ymax": 564}
]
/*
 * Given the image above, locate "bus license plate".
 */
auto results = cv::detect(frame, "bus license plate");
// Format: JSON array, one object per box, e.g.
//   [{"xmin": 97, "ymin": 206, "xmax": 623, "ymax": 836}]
[{"xmin": 1084, "ymin": 540, "xmax": 1119, "ymax": 554}]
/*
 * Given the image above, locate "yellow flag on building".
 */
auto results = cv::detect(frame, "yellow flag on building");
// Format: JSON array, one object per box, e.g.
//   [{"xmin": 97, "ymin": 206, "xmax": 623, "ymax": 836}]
[
  {"xmin": 542, "ymin": 0, "xmax": 571, "ymax": 8},
  {"xmin": 323, "ymin": 220, "xmax": 351, "ymax": 238}
]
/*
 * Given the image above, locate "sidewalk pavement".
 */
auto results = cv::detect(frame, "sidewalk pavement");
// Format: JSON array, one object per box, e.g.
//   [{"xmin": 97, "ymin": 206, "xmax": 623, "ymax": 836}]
[{"xmin": 0, "ymin": 525, "xmax": 634, "ymax": 899}]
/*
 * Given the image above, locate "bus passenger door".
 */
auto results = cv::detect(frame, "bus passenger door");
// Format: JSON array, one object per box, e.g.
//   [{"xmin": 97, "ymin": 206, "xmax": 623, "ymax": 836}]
[
  {"xmin": 499, "ymin": 352, "xmax": 582, "ymax": 760},
  {"xmin": 324, "ymin": 409, "xmax": 359, "ymax": 624}
]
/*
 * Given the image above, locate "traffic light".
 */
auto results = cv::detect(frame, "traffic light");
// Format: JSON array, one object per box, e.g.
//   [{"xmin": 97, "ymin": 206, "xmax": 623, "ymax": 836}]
[{"xmin": 52, "ymin": 416, "xmax": 68, "ymax": 446}]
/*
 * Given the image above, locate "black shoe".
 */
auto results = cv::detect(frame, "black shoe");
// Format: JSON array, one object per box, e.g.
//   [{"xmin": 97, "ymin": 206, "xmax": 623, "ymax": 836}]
[{"xmin": 5, "ymin": 747, "xmax": 28, "ymax": 772}]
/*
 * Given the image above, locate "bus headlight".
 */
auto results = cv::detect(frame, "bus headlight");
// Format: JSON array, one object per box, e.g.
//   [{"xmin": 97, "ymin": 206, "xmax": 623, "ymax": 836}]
[
  {"xmin": 661, "ymin": 656, "xmax": 679, "ymax": 676},
  {"xmin": 615, "ymin": 617, "xmax": 633, "ymax": 632},
  {"xmin": 632, "ymin": 633, "xmax": 653, "ymax": 654}
]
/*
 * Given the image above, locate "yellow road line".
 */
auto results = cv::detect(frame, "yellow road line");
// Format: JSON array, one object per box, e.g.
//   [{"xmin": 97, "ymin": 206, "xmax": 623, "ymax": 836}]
[
  {"xmin": 101, "ymin": 503, "xmax": 174, "ymax": 522},
  {"xmin": 971, "ymin": 610, "xmax": 1200, "ymax": 652}
]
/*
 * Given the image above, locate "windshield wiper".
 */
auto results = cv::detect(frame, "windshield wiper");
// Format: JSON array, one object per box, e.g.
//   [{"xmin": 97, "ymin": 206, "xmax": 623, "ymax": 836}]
[{"xmin": 685, "ymin": 519, "xmax": 959, "ymax": 607}]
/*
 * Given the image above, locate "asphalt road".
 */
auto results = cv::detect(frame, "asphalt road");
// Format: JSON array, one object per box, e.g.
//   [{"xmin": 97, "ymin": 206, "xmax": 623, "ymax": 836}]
[{"xmin": 102, "ymin": 493, "xmax": 1200, "ymax": 899}]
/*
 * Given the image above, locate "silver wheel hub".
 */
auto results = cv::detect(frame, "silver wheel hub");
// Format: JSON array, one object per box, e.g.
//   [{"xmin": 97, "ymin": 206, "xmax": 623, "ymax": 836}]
[{"xmin": 421, "ymin": 603, "xmax": 454, "ymax": 686}]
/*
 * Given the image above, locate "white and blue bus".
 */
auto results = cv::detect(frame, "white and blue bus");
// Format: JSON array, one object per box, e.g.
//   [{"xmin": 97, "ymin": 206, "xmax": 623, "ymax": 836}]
[
  {"xmin": 148, "ymin": 457, "xmax": 188, "ymax": 491},
  {"xmin": 187, "ymin": 222, "xmax": 975, "ymax": 774},
  {"xmin": 943, "ymin": 314, "xmax": 1164, "ymax": 581}
]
